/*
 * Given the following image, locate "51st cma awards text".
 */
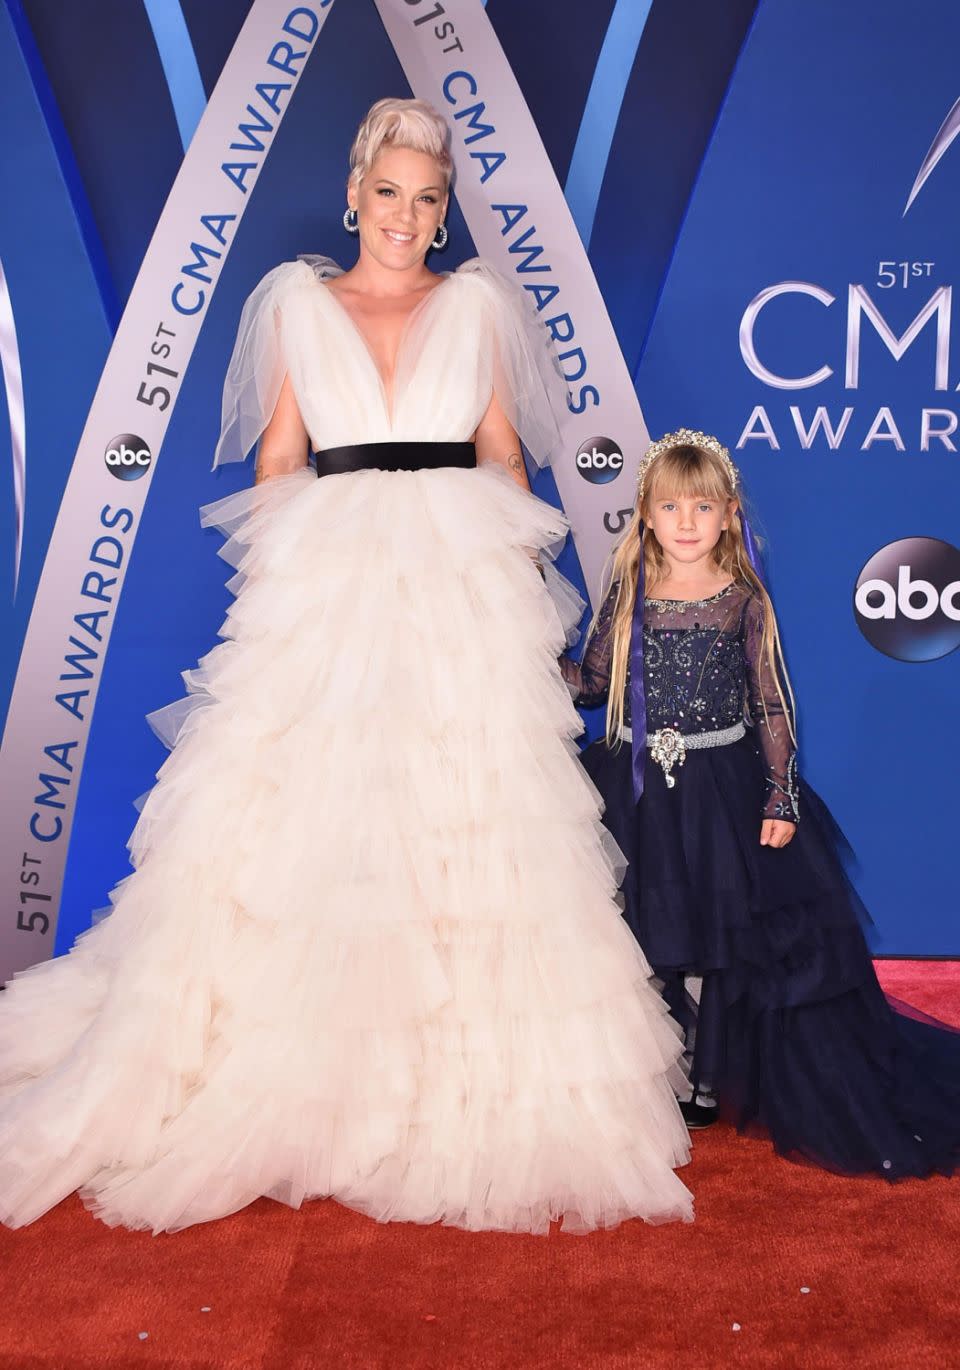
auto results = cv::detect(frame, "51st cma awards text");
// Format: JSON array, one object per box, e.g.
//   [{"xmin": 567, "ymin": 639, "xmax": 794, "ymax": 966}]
[{"xmin": 737, "ymin": 270, "xmax": 960, "ymax": 452}]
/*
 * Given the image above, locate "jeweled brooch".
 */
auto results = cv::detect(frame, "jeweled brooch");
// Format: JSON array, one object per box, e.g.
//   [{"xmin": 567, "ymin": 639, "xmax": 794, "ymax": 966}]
[{"xmin": 649, "ymin": 728, "xmax": 687, "ymax": 788}]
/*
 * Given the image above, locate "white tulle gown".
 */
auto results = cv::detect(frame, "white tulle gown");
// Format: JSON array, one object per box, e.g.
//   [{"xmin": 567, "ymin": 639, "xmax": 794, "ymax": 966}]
[{"xmin": 0, "ymin": 256, "xmax": 692, "ymax": 1234}]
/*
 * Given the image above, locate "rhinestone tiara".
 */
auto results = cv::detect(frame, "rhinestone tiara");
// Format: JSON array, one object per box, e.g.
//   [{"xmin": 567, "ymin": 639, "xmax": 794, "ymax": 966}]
[{"xmin": 636, "ymin": 428, "xmax": 739, "ymax": 502}]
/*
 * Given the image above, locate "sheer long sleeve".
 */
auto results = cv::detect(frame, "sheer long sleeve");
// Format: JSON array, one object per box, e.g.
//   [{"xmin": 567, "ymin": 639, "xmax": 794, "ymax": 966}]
[
  {"xmin": 743, "ymin": 595, "xmax": 800, "ymax": 822},
  {"xmin": 560, "ymin": 581, "xmax": 619, "ymax": 708}
]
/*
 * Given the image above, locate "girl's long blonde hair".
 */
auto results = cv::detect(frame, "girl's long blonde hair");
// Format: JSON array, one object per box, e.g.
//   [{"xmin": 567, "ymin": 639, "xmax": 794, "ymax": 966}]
[{"xmin": 601, "ymin": 441, "xmax": 796, "ymax": 747}]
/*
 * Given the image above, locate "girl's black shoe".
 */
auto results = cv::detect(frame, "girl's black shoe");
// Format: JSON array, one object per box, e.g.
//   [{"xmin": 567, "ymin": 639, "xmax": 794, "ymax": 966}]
[{"xmin": 680, "ymin": 1096, "xmax": 719, "ymax": 1130}]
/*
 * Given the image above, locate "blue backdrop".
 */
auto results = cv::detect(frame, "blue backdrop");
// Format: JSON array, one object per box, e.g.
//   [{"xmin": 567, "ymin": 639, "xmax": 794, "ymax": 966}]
[
  {"xmin": 0, "ymin": 0, "xmax": 957, "ymax": 956},
  {"xmin": 635, "ymin": 0, "xmax": 960, "ymax": 952}
]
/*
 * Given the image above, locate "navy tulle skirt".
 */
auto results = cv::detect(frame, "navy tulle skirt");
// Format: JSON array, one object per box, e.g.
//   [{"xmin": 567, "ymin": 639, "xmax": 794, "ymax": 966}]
[{"xmin": 582, "ymin": 731, "xmax": 960, "ymax": 1180}]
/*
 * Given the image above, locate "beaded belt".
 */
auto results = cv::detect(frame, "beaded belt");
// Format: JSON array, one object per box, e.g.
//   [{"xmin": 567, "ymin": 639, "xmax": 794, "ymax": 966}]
[{"xmin": 620, "ymin": 722, "xmax": 746, "ymax": 788}]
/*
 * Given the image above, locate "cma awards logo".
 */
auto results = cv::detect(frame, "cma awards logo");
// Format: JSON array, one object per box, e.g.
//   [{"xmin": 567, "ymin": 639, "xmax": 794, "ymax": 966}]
[
  {"xmin": 854, "ymin": 537, "xmax": 960, "ymax": 662},
  {"xmin": 737, "ymin": 281, "xmax": 958, "ymax": 452},
  {"xmin": 104, "ymin": 433, "xmax": 152, "ymax": 480},
  {"xmin": 737, "ymin": 97, "xmax": 960, "ymax": 454},
  {"xmin": 576, "ymin": 435, "xmax": 623, "ymax": 484}
]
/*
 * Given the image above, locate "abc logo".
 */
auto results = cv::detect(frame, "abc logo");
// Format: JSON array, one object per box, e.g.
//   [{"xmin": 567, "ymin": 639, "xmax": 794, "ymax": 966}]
[
  {"xmin": 105, "ymin": 433, "xmax": 152, "ymax": 481},
  {"xmin": 854, "ymin": 537, "xmax": 960, "ymax": 662},
  {"xmin": 576, "ymin": 435, "xmax": 623, "ymax": 484}
]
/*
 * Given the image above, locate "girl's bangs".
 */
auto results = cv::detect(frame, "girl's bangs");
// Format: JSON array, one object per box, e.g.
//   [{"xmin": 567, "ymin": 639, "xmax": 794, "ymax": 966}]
[{"xmin": 646, "ymin": 447, "xmax": 731, "ymax": 504}]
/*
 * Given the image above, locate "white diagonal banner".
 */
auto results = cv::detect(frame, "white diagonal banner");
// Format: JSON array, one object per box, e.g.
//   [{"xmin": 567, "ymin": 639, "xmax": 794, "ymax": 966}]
[
  {"xmin": 0, "ymin": 1, "xmax": 335, "ymax": 980},
  {"xmin": 375, "ymin": 0, "xmax": 649, "ymax": 595}
]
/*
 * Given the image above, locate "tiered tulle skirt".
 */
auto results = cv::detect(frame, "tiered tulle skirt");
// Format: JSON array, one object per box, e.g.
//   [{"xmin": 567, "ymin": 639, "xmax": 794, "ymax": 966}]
[
  {"xmin": 583, "ymin": 734, "xmax": 960, "ymax": 1180},
  {"xmin": 0, "ymin": 465, "xmax": 692, "ymax": 1233}
]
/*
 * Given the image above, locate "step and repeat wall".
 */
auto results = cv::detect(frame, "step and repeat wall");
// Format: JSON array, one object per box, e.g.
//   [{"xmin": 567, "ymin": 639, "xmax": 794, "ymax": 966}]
[{"xmin": 0, "ymin": 0, "xmax": 956, "ymax": 975}]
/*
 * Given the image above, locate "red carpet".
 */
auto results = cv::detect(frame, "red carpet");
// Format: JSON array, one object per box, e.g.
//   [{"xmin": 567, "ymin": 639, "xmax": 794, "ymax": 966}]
[{"xmin": 0, "ymin": 959, "xmax": 955, "ymax": 1370}]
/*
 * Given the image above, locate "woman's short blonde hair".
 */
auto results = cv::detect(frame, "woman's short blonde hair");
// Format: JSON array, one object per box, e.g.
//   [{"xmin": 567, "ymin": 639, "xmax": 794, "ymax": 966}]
[{"xmin": 348, "ymin": 97, "xmax": 453, "ymax": 188}]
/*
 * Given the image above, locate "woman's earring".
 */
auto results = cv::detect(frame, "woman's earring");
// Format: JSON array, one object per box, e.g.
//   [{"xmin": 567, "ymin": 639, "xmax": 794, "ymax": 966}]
[
  {"xmin": 431, "ymin": 223, "xmax": 448, "ymax": 251},
  {"xmin": 343, "ymin": 207, "xmax": 359, "ymax": 234}
]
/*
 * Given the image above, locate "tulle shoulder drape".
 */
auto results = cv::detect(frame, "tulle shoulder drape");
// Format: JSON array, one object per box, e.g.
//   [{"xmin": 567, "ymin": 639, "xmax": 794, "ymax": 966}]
[
  {"xmin": 450, "ymin": 258, "xmax": 567, "ymax": 468},
  {"xmin": 213, "ymin": 256, "xmax": 343, "ymax": 468},
  {"xmin": 212, "ymin": 255, "xmax": 567, "ymax": 468}
]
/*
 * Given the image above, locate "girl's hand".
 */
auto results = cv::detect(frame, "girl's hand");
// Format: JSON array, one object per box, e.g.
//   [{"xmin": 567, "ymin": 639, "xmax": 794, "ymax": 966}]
[{"xmin": 760, "ymin": 819, "xmax": 796, "ymax": 849}]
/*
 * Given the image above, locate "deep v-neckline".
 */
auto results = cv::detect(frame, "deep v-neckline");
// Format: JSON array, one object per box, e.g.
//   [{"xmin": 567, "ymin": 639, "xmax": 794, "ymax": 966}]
[{"xmin": 321, "ymin": 274, "xmax": 453, "ymax": 424}]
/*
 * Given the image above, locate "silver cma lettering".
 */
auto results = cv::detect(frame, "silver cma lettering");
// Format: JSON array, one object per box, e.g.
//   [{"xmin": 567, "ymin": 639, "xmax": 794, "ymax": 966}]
[{"xmin": 740, "ymin": 281, "xmax": 954, "ymax": 390}]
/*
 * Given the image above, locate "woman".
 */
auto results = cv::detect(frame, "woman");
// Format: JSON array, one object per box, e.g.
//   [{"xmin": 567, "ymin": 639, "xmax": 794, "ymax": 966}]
[{"xmin": 0, "ymin": 99, "xmax": 692, "ymax": 1234}]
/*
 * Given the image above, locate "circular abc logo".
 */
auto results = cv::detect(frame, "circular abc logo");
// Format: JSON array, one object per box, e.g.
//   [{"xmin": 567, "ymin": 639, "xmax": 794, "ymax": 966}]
[
  {"xmin": 853, "ymin": 537, "xmax": 960, "ymax": 662},
  {"xmin": 104, "ymin": 433, "xmax": 152, "ymax": 481},
  {"xmin": 575, "ymin": 435, "xmax": 623, "ymax": 484}
]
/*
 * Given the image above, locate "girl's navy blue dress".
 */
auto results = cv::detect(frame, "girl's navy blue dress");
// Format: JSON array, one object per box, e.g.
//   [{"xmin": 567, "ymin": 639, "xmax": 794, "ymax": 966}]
[{"xmin": 567, "ymin": 580, "xmax": 960, "ymax": 1179}]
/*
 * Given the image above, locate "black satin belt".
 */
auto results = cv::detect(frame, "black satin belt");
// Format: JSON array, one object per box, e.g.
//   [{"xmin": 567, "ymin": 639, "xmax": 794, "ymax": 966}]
[{"xmin": 314, "ymin": 441, "xmax": 477, "ymax": 477}]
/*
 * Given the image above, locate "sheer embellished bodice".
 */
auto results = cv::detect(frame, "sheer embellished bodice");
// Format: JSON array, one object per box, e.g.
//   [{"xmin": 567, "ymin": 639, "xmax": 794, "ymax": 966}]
[{"xmin": 568, "ymin": 582, "xmax": 799, "ymax": 821}]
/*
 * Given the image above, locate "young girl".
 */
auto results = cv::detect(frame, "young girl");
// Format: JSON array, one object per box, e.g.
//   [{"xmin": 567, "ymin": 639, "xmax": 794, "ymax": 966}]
[{"xmin": 564, "ymin": 427, "xmax": 960, "ymax": 1177}]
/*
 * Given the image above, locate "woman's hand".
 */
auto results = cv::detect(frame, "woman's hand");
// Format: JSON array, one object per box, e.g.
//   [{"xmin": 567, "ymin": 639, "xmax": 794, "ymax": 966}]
[{"xmin": 760, "ymin": 819, "xmax": 796, "ymax": 849}]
